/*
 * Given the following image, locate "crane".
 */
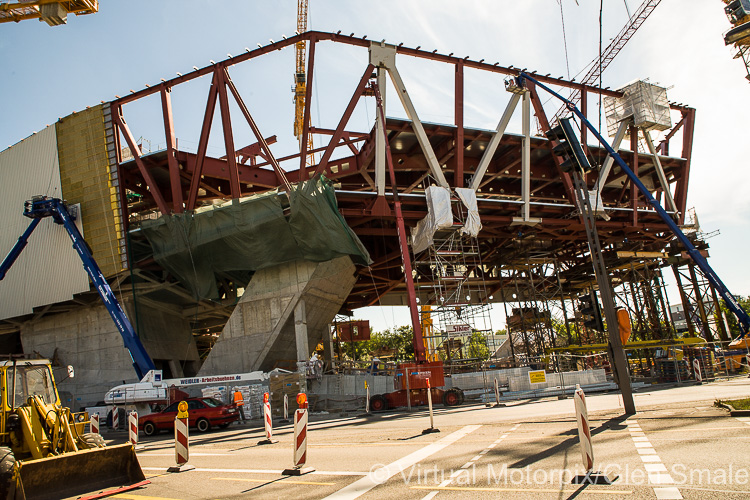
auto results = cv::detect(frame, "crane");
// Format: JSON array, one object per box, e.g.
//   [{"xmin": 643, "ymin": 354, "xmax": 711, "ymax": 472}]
[
  {"xmin": 0, "ymin": 196, "xmax": 156, "ymax": 379},
  {"xmin": 722, "ymin": 0, "xmax": 750, "ymax": 81},
  {"xmin": 294, "ymin": 0, "xmax": 315, "ymax": 166},
  {"xmin": 552, "ymin": 0, "xmax": 661, "ymax": 124},
  {"xmin": 0, "ymin": 0, "xmax": 98, "ymax": 25}
]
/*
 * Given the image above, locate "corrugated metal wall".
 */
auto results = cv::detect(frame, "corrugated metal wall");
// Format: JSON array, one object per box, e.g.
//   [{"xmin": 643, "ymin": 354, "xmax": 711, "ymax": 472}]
[{"xmin": 0, "ymin": 126, "xmax": 90, "ymax": 321}]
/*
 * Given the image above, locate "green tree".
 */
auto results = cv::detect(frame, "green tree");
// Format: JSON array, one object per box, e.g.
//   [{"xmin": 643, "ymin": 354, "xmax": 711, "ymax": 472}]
[
  {"xmin": 339, "ymin": 325, "xmax": 416, "ymax": 362},
  {"xmin": 720, "ymin": 295, "xmax": 750, "ymax": 338},
  {"xmin": 467, "ymin": 331, "xmax": 490, "ymax": 360}
]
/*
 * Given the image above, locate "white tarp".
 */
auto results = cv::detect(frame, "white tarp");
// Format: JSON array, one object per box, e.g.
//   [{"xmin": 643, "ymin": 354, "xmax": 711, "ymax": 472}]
[
  {"xmin": 410, "ymin": 186, "xmax": 452, "ymax": 253},
  {"xmin": 455, "ymin": 187, "xmax": 482, "ymax": 237}
]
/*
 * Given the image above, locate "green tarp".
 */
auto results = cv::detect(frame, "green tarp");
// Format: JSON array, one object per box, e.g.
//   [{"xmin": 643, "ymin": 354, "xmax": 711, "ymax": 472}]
[{"xmin": 140, "ymin": 176, "xmax": 371, "ymax": 300}]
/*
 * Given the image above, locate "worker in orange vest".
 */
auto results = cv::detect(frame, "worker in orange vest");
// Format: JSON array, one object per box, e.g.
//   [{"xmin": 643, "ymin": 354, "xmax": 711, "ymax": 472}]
[{"xmin": 232, "ymin": 387, "xmax": 246, "ymax": 422}]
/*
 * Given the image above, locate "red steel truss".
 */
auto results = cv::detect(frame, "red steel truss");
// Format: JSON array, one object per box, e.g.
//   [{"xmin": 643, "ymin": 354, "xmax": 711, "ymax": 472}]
[{"xmin": 109, "ymin": 31, "xmax": 696, "ymax": 311}]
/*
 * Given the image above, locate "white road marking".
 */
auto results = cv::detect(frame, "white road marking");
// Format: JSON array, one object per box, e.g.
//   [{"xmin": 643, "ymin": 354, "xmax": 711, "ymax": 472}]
[
  {"xmin": 141, "ymin": 467, "xmax": 367, "ymax": 476},
  {"xmin": 625, "ymin": 420, "xmax": 682, "ymax": 499},
  {"xmin": 419, "ymin": 424, "xmax": 521, "ymax": 500},
  {"xmin": 322, "ymin": 424, "xmax": 481, "ymax": 500}
]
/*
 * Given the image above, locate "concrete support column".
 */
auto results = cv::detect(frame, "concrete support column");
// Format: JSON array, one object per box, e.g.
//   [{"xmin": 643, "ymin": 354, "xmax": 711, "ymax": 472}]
[{"xmin": 294, "ymin": 299, "xmax": 309, "ymax": 364}]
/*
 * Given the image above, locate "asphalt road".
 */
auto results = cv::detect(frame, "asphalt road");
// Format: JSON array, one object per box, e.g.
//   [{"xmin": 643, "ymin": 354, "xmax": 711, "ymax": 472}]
[{"xmin": 74, "ymin": 376, "xmax": 750, "ymax": 500}]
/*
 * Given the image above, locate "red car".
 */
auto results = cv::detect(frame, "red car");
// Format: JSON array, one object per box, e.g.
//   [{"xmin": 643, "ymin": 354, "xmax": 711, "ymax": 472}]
[{"xmin": 140, "ymin": 397, "xmax": 239, "ymax": 436}]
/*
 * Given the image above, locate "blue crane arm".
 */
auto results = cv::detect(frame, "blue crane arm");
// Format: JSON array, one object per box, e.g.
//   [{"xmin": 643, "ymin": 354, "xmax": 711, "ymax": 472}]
[
  {"xmin": 0, "ymin": 218, "xmax": 41, "ymax": 280},
  {"xmin": 0, "ymin": 197, "xmax": 155, "ymax": 378},
  {"xmin": 518, "ymin": 72, "xmax": 750, "ymax": 337}
]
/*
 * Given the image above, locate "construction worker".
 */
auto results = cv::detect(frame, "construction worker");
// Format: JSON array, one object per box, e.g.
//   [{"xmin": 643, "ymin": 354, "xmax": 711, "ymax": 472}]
[{"xmin": 232, "ymin": 387, "xmax": 246, "ymax": 422}]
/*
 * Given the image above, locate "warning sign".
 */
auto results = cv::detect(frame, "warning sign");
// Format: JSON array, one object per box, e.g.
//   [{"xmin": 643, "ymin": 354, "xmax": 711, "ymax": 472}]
[{"xmin": 528, "ymin": 370, "xmax": 547, "ymax": 384}]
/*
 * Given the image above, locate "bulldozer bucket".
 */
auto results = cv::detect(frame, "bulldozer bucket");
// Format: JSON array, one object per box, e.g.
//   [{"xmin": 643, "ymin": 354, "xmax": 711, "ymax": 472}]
[{"xmin": 14, "ymin": 443, "xmax": 145, "ymax": 500}]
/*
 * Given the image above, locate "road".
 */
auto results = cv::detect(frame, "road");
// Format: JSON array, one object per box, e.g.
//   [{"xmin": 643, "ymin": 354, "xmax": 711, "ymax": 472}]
[{"xmin": 80, "ymin": 376, "xmax": 750, "ymax": 500}]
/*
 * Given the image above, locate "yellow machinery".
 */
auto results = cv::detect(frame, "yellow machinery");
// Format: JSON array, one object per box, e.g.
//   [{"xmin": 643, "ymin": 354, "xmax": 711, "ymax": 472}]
[
  {"xmin": 722, "ymin": 0, "xmax": 750, "ymax": 80},
  {"xmin": 0, "ymin": 1, "xmax": 98, "ymax": 26},
  {"xmin": 0, "ymin": 359, "xmax": 144, "ymax": 499}
]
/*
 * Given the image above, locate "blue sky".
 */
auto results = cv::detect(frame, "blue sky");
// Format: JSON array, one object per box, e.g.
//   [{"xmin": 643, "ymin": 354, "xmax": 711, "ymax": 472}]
[{"xmin": 1, "ymin": 1, "xmax": 748, "ymax": 332}]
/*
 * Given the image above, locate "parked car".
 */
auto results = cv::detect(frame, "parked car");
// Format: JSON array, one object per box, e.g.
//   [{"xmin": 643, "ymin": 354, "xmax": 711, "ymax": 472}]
[{"xmin": 140, "ymin": 397, "xmax": 239, "ymax": 436}]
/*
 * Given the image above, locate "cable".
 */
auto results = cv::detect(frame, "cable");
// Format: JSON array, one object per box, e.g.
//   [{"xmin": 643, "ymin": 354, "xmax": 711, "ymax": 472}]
[
  {"xmin": 598, "ymin": 0, "xmax": 604, "ymax": 138},
  {"xmin": 558, "ymin": 0, "xmax": 571, "ymax": 79}
]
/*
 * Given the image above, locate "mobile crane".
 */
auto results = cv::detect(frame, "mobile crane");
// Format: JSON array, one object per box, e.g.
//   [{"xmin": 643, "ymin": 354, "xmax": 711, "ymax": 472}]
[{"xmin": 0, "ymin": 196, "xmax": 156, "ymax": 379}]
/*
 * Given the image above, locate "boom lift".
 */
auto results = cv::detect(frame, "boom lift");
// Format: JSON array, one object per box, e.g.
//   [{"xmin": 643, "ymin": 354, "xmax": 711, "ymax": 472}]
[
  {"xmin": 0, "ymin": 196, "xmax": 156, "ymax": 379},
  {"xmin": 519, "ymin": 72, "xmax": 750, "ymax": 337}
]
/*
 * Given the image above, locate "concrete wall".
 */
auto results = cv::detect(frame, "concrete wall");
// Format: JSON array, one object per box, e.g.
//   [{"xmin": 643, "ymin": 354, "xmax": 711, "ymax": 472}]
[
  {"xmin": 21, "ymin": 297, "xmax": 199, "ymax": 410},
  {"xmin": 199, "ymin": 256, "xmax": 356, "ymax": 375}
]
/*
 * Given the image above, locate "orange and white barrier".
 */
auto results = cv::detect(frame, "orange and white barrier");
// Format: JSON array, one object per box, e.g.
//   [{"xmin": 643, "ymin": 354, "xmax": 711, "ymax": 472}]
[
  {"xmin": 574, "ymin": 384, "xmax": 594, "ymax": 472},
  {"xmin": 693, "ymin": 358, "xmax": 702, "ymax": 383},
  {"xmin": 129, "ymin": 411, "xmax": 138, "ymax": 446},
  {"xmin": 168, "ymin": 401, "xmax": 195, "ymax": 473},
  {"xmin": 258, "ymin": 392, "xmax": 278, "ymax": 444},
  {"xmin": 112, "ymin": 407, "xmax": 119, "ymax": 431},
  {"xmin": 283, "ymin": 393, "xmax": 314, "ymax": 475},
  {"xmin": 90, "ymin": 413, "xmax": 100, "ymax": 434}
]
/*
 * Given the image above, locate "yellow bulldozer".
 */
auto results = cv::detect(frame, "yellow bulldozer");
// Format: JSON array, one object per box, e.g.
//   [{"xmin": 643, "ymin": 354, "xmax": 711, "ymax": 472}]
[{"xmin": 0, "ymin": 358, "xmax": 144, "ymax": 499}]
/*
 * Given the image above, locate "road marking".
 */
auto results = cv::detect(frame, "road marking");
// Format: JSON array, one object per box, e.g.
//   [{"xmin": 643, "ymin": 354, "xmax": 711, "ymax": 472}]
[
  {"xmin": 736, "ymin": 417, "xmax": 750, "ymax": 426},
  {"xmin": 211, "ymin": 477, "xmax": 334, "ymax": 486},
  {"xmin": 626, "ymin": 419, "xmax": 682, "ymax": 500},
  {"xmin": 138, "ymin": 452, "xmax": 230, "ymax": 456},
  {"xmin": 113, "ymin": 495, "xmax": 183, "ymax": 500},
  {"xmin": 410, "ymin": 485, "xmax": 633, "ymax": 494},
  {"xmin": 141, "ymin": 467, "xmax": 366, "ymax": 476},
  {"xmin": 420, "ymin": 424, "xmax": 522, "ymax": 500},
  {"xmin": 322, "ymin": 424, "xmax": 481, "ymax": 500}
]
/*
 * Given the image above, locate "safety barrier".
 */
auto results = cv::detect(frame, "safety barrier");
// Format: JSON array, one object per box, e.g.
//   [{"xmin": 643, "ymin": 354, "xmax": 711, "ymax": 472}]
[
  {"xmin": 571, "ymin": 384, "xmax": 615, "ymax": 485},
  {"xmin": 168, "ymin": 401, "xmax": 195, "ymax": 473},
  {"xmin": 129, "ymin": 411, "xmax": 138, "ymax": 446},
  {"xmin": 258, "ymin": 392, "xmax": 278, "ymax": 444},
  {"xmin": 365, "ymin": 381, "xmax": 370, "ymax": 414},
  {"xmin": 693, "ymin": 358, "xmax": 703, "ymax": 383},
  {"xmin": 112, "ymin": 406, "xmax": 119, "ymax": 431},
  {"xmin": 90, "ymin": 413, "xmax": 99, "ymax": 434},
  {"xmin": 282, "ymin": 393, "xmax": 314, "ymax": 476},
  {"xmin": 422, "ymin": 379, "xmax": 440, "ymax": 434}
]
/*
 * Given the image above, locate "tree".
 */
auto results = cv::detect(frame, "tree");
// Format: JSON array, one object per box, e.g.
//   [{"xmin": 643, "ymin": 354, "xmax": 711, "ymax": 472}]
[
  {"xmin": 466, "ymin": 331, "xmax": 490, "ymax": 360},
  {"xmin": 338, "ymin": 325, "xmax": 416, "ymax": 362},
  {"xmin": 720, "ymin": 295, "xmax": 750, "ymax": 338}
]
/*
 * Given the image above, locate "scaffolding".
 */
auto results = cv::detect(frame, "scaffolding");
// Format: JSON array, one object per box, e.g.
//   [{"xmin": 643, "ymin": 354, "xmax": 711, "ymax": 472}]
[{"xmin": 414, "ymin": 197, "xmax": 494, "ymax": 364}]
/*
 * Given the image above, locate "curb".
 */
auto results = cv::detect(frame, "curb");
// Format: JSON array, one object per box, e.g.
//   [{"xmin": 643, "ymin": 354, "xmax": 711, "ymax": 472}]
[{"xmin": 716, "ymin": 401, "xmax": 750, "ymax": 416}]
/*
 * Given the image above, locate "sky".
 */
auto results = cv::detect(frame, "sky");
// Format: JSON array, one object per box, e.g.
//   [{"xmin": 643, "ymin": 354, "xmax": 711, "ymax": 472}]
[{"xmin": 1, "ymin": 0, "xmax": 748, "ymax": 333}]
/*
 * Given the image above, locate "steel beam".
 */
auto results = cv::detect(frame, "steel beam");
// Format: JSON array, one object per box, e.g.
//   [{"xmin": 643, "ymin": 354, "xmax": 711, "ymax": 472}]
[
  {"xmin": 469, "ymin": 93, "xmax": 520, "ymax": 191},
  {"xmin": 160, "ymin": 87, "xmax": 184, "ymax": 213},
  {"xmin": 642, "ymin": 128, "xmax": 677, "ymax": 214},
  {"xmin": 187, "ymin": 70, "xmax": 220, "ymax": 210},
  {"xmin": 313, "ymin": 64, "xmax": 375, "ymax": 178},
  {"xmin": 113, "ymin": 109, "xmax": 169, "ymax": 215}
]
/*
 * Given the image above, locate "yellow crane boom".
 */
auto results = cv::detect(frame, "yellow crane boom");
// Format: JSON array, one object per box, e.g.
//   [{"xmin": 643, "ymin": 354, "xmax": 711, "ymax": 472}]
[
  {"xmin": 294, "ymin": 0, "xmax": 315, "ymax": 166},
  {"xmin": 0, "ymin": 0, "xmax": 98, "ymax": 25}
]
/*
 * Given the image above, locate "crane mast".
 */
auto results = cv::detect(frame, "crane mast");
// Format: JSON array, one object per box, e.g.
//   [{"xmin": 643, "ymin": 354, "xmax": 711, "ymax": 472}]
[{"xmin": 294, "ymin": 0, "xmax": 315, "ymax": 166}]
